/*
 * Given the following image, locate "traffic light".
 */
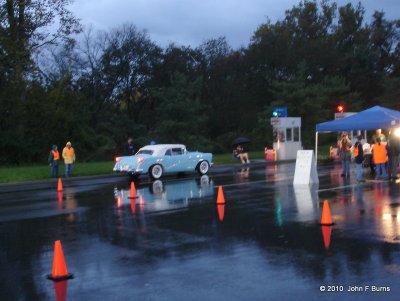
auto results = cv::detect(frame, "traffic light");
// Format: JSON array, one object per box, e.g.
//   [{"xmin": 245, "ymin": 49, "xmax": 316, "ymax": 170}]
[
  {"xmin": 336, "ymin": 105, "xmax": 344, "ymax": 113},
  {"xmin": 272, "ymin": 110, "xmax": 280, "ymax": 117}
]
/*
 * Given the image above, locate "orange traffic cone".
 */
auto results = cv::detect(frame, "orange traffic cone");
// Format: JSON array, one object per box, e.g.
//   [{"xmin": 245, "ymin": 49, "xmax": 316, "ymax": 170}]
[
  {"xmin": 128, "ymin": 181, "xmax": 137, "ymax": 199},
  {"xmin": 319, "ymin": 200, "xmax": 334, "ymax": 226},
  {"xmin": 47, "ymin": 240, "xmax": 74, "ymax": 281},
  {"xmin": 216, "ymin": 185, "xmax": 226, "ymax": 205},
  {"xmin": 57, "ymin": 178, "xmax": 63, "ymax": 192}
]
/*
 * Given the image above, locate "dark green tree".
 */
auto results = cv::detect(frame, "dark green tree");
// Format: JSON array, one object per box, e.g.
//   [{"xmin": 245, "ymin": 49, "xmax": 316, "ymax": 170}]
[
  {"xmin": 266, "ymin": 68, "xmax": 355, "ymax": 147},
  {"xmin": 101, "ymin": 24, "xmax": 162, "ymax": 122},
  {"xmin": 0, "ymin": 0, "xmax": 81, "ymax": 164},
  {"xmin": 197, "ymin": 38, "xmax": 254, "ymax": 150},
  {"xmin": 151, "ymin": 72, "xmax": 208, "ymax": 149}
]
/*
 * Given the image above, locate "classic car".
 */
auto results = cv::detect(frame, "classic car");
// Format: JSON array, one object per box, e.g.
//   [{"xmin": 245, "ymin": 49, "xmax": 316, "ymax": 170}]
[{"xmin": 113, "ymin": 144, "xmax": 213, "ymax": 179}]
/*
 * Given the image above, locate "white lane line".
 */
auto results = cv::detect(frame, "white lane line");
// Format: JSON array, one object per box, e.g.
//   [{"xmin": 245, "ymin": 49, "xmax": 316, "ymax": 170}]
[
  {"xmin": 317, "ymin": 184, "xmax": 358, "ymax": 192},
  {"xmin": 214, "ymin": 176, "xmax": 292, "ymax": 189}
]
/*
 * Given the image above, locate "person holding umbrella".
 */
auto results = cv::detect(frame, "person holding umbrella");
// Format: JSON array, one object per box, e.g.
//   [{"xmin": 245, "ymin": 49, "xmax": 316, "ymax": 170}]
[
  {"xmin": 232, "ymin": 137, "xmax": 251, "ymax": 164},
  {"xmin": 234, "ymin": 145, "xmax": 250, "ymax": 164}
]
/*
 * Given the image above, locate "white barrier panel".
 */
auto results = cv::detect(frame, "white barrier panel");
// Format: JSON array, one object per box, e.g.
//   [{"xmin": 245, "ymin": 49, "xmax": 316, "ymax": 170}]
[{"xmin": 293, "ymin": 150, "xmax": 319, "ymax": 185}]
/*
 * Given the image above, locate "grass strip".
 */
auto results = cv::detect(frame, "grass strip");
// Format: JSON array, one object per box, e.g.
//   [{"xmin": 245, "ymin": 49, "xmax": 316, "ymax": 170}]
[{"xmin": 0, "ymin": 151, "xmax": 265, "ymax": 183}]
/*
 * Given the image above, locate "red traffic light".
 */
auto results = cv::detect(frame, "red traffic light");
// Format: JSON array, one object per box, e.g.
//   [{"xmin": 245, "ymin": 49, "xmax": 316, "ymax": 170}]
[{"xmin": 337, "ymin": 105, "xmax": 344, "ymax": 113}]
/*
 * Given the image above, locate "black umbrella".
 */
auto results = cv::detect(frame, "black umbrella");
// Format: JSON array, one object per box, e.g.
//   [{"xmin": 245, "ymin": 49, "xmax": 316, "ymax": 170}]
[{"xmin": 232, "ymin": 136, "xmax": 251, "ymax": 146}]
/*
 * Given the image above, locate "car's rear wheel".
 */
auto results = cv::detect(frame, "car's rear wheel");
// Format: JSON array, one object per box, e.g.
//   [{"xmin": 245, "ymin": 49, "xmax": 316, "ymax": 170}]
[
  {"xmin": 149, "ymin": 164, "xmax": 163, "ymax": 179},
  {"xmin": 197, "ymin": 161, "xmax": 209, "ymax": 175}
]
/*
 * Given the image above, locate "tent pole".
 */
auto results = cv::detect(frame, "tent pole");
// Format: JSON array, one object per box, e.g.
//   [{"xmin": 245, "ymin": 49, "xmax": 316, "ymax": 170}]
[{"xmin": 315, "ymin": 132, "xmax": 319, "ymax": 166}]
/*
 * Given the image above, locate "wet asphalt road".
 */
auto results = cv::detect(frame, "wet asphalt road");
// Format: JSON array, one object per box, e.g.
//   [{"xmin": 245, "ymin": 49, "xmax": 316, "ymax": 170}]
[{"xmin": 0, "ymin": 162, "xmax": 399, "ymax": 301}]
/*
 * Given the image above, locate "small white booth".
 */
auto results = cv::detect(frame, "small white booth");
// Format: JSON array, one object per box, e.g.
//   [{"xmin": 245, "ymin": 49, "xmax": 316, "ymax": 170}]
[{"xmin": 271, "ymin": 117, "xmax": 303, "ymax": 160}]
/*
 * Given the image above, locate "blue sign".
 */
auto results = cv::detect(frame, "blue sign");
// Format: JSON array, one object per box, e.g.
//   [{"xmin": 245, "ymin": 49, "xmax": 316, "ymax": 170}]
[{"xmin": 272, "ymin": 106, "xmax": 287, "ymax": 117}]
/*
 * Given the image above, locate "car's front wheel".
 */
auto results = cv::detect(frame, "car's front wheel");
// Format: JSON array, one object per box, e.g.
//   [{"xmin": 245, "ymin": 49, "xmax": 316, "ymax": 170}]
[
  {"xmin": 197, "ymin": 161, "xmax": 210, "ymax": 175},
  {"xmin": 149, "ymin": 164, "xmax": 163, "ymax": 179}
]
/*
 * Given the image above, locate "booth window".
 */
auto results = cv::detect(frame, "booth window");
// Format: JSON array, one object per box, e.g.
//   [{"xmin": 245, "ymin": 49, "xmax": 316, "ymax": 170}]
[
  {"xmin": 286, "ymin": 128, "xmax": 292, "ymax": 142},
  {"xmin": 273, "ymin": 128, "xmax": 286, "ymax": 142},
  {"xmin": 293, "ymin": 127, "xmax": 300, "ymax": 142}
]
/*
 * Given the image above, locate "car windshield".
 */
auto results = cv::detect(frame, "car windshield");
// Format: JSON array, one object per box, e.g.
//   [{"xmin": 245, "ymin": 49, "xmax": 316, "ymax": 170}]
[{"xmin": 136, "ymin": 149, "xmax": 154, "ymax": 155}]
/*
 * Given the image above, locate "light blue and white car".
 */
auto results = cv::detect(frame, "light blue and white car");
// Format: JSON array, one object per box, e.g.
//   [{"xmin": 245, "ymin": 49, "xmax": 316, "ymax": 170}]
[{"xmin": 113, "ymin": 144, "xmax": 213, "ymax": 180}]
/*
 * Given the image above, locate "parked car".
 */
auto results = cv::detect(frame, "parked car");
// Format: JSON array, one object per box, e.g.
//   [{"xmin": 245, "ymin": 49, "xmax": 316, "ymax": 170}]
[{"xmin": 113, "ymin": 144, "xmax": 213, "ymax": 180}]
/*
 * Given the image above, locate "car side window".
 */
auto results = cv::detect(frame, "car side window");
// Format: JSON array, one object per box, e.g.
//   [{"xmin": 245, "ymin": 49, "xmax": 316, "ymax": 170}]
[
  {"xmin": 164, "ymin": 149, "xmax": 172, "ymax": 156},
  {"xmin": 171, "ymin": 148, "xmax": 183, "ymax": 156}
]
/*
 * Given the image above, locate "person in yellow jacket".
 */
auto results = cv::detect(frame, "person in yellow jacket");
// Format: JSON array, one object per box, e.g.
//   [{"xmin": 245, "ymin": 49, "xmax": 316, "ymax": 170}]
[
  {"xmin": 62, "ymin": 141, "xmax": 76, "ymax": 177},
  {"xmin": 372, "ymin": 137, "xmax": 388, "ymax": 180}
]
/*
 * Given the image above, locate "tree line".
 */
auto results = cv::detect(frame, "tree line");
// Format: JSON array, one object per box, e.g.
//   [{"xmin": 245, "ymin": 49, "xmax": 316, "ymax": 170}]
[{"xmin": 1, "ymin": 0, "xmax": 399, "ymax": 164}]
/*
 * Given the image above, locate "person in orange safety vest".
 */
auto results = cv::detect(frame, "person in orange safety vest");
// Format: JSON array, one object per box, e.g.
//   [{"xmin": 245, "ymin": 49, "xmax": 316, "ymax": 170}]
[
  {"xmin": 48, "ymin": 145, "xmax": 60, "ymax": 178},
  {"xmin": 372, "ymin": 137, "xmax": 388, "ymax": 180},
  {"xmin": 62, "ymin": 141, "xmax": 76, "ymax": 177}
]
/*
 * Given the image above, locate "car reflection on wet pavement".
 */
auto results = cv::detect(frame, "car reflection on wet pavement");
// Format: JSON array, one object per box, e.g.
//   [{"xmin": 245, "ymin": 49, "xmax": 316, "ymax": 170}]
[
  {"xmin": 114, "ymin": 175, "xmax": 214, "ymax": 213},
  {"xmin": 0, "ymin": 162, "xmax": 399, "ymax": 301}
]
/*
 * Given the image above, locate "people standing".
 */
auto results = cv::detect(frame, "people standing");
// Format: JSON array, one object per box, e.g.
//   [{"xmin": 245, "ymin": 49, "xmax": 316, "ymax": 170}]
[
  {"xmin": 353, "ymin": 135, "xmax": 364, "ymax": 182},
  {"xmin": 372, "ymin": 129, "xmax": 386, "ymax": 143},
  {"xmin": 337, "ymin": 132, "xmax": 352, "ymax": 178},
  {"xmin": 124, "ymin": 137, "xmax": 136, "ymax": 156},
  {"xmin": 62, "ymin": 141, "xmax": 76, "ymax": 177},
  {"xmin": 387, "ymin": 131, "xmax": 400, "ymax": 180},
  {"xmin": 48, "ymin": 145, "xmax": 60, "ymax": 178},
  {"xmin": 372, "ymin": 137, "xmax": 388, "ymax": 180}
]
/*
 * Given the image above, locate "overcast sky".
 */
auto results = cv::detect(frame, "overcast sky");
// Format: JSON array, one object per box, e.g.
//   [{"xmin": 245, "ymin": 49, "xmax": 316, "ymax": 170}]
[{"xmin": 69, "ymin": 0, "xmax": 400, "ymax": 49}]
